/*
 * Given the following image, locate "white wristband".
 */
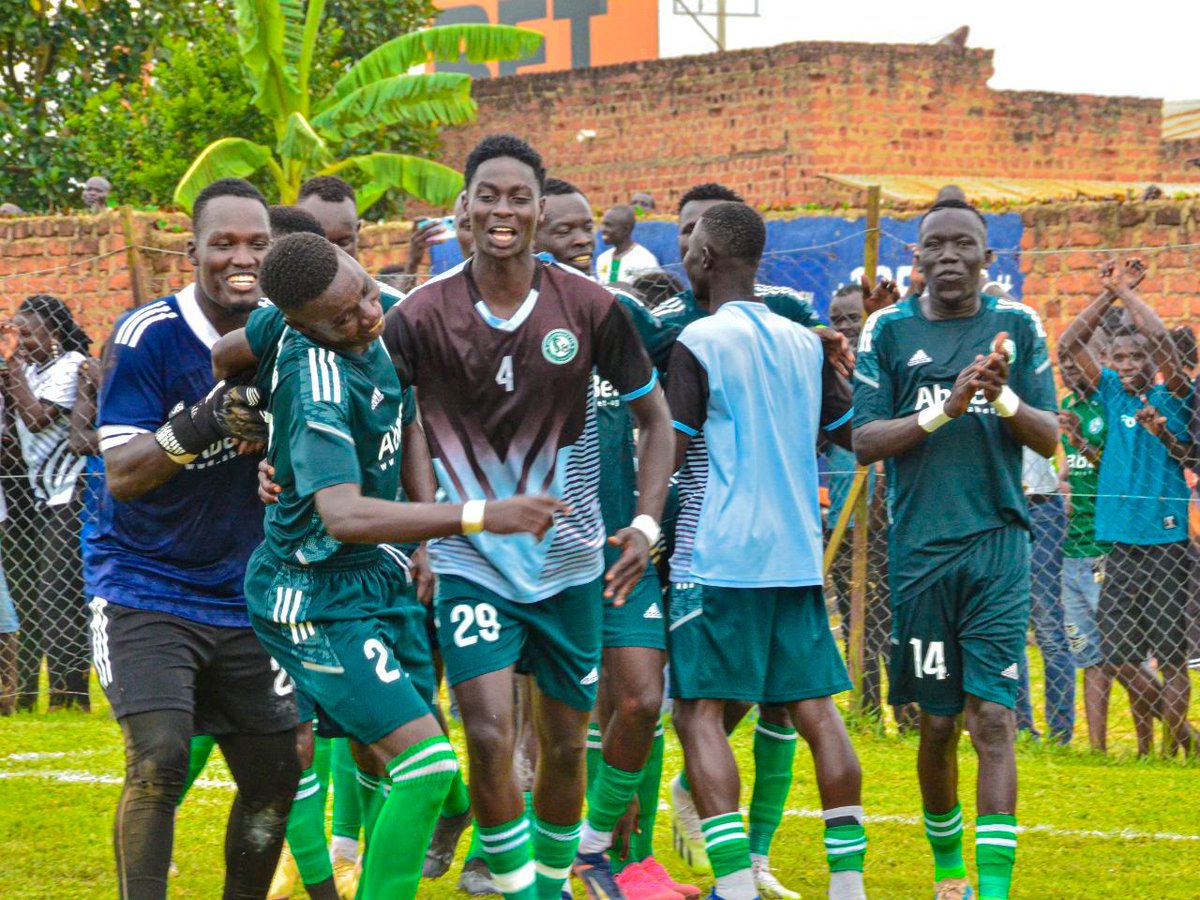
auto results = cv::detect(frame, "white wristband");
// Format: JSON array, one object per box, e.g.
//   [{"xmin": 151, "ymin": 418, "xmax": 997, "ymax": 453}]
[
  {"xmin": 917, "ymin": 401, "xmax": 952, "ymax": 433},
  {"xmin": 630, "ymin": 514, "xmax": 661, "ymax": 547},
  {"xmin": 461, "ymin": 500, "xmax": 486, "ymax": 535},
  {"xmin": 992, "ymin": 385, "xmax": 1021, "ymax": 418}
]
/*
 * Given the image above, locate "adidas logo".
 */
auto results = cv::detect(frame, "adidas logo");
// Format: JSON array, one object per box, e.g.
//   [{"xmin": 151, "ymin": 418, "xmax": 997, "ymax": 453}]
[
  {"xmin": 643, "ymin": 602, "xmax": 663, "ymax": 620},
  {"xmin": 370, "ymin": 388, "xmax": 384, "ymax": 410},
  {"xmin": 1000, "ymin": 663, "xmax": 1019, "ymax": 681},
  {"xmin": 907, "ymin": 349, "xmax": 933, "ymax": 367},
  {"xmin": 580, "ymin": 667, "xmax": 599, "ymax": 686}
]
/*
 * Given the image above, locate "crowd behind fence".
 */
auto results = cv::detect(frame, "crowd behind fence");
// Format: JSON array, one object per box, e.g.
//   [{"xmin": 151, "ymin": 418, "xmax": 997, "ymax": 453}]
[{"xmin": 0, "ymin": 227, "xmax": 1197, "ymax": 760}]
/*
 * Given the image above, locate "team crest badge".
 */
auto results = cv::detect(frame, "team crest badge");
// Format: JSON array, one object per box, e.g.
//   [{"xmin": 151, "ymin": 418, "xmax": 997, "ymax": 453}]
[
  {"xmin": 542, "ymin": 328, "xmax": 578, "ymax": 364},
  {"xmin": 997, "ymin": 337, "xmax": 1017, "ymax": 362},
  {"xmin": 1088, "ymin": 417, "xmax": 1103, "ymax": 435}
]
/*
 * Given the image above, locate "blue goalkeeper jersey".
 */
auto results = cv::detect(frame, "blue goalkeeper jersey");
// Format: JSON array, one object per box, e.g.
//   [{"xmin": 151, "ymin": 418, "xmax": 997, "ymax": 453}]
[{"xmin": 93, "ymin": 286, "xmax": 264, "ymax": 627}]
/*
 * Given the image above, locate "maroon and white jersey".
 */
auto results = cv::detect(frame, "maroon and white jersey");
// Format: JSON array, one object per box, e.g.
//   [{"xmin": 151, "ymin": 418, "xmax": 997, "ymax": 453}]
[{"xmin": 384, "ymin": 258, "xmax": 656, "ymax": 602}]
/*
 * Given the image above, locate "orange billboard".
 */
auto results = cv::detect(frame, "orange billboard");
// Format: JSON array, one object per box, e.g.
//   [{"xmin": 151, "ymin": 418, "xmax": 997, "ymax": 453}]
[{"xmin": 433, "ymin": 0, "xmax": 659, "ymax": 77}]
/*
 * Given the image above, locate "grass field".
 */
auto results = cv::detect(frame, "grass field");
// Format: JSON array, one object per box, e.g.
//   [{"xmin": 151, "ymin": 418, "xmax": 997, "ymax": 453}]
[{"xmin": 1, "ymin": 661, "xmax": 1198, "ymax": 900}]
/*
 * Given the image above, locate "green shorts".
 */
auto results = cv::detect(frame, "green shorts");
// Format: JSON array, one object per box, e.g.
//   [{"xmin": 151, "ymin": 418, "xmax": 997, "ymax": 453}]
[
  {"xmin": 888, "ymin": 525, "xmax": 1030, "ymax": 716},
  {"xmin": 667, "ymin": 582, "xmax": 850, "ymax": 703},
  {"xmin": 435, "ymin": 575, "xmax": 603, "ymax": 711},
  {"xmin": 246, "ymin": 549, "xmax": 435, "ymax": 744},
  {"xmin": 602, "ymin": 544, "xmax": 667, "ymax": 650}
]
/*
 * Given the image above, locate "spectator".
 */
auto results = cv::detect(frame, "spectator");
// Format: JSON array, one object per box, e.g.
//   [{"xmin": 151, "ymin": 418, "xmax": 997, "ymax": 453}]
[
  {"xmin": 68, "ymin": 351, "xmax": 103, "ymax": 603},
  {"xmin": 0, "ymin": 388, "xmax": 17, "ymax": 715},
  {"xmin": 81, "ymin": 176, "xmax": 112, "ymax": 212},
  {"xmin": 0, "ymin": 295, "xmax": 92, "ymax": 711},
  {"xmin": 0, "ymin": 203, "xmax": 23, "ymax": 217},
  {"xmin": 1057, "ymin": 345, "xmax": 1114, "ymax": 752},
  {"xmin": 631, "ymin": 191, "xmax": 656, "ymax": 214},
  {"xmin": 395, "ymin": 199, "xmax": 474, "ymax": 292},
  {"xmin": 0, "ymin": 396, "xmax": 38, "ymax": 711},
  {"xmin": 1060, "ymin": 258, "xmax": 1198, "ymax": 756},
  {"xmin": 1014, "ymin": 448, "xmax": 1075, "ymax": 744},
  {"xmin": 597, "ymin": 204, "xmax": 658, "ymax": 284}
]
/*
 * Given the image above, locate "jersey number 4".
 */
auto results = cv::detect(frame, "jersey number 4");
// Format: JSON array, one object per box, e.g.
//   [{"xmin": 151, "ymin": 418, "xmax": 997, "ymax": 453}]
[
  {"xmin": 909, "ymin": 638, "xmax": 948, "ymax": 681},
  {"xmin": 495, "ymin": 355, "xmax": 514, "ymax": 393}
]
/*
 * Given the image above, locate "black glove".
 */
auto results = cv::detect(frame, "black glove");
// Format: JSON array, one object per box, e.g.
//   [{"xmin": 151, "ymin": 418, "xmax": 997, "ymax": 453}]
[{"xmin": 154, "ymin": 381, "xmax": 266, "ymax": 459}]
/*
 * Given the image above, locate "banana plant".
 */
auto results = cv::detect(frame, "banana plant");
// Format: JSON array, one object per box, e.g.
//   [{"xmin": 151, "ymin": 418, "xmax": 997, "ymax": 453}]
[{"xmin": 173, "ymin": 1, "xmax": 542, "ymax": 214}]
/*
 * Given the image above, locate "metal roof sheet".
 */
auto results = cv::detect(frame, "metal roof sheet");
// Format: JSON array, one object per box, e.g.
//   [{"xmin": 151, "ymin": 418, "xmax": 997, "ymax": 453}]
[
  {"xmin": 820, "ymin": 174, "xmax": 1200, "ymax": 204},
  {"xmin": 1163, "ymin": 100, "xmax": 1200, "ymax": 141}
]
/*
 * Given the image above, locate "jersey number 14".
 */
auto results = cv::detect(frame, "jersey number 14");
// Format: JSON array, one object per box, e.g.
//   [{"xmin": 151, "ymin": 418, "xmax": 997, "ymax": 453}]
[{"xmin": 909, "ymin": 638, "xmax": 948, "ymax": 681}]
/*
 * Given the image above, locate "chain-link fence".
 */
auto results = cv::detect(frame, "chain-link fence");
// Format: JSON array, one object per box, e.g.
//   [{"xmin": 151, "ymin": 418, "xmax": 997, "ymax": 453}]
[{"xmin": 1, "ymin": 213, "xmax": 1198, "ymax": 761}]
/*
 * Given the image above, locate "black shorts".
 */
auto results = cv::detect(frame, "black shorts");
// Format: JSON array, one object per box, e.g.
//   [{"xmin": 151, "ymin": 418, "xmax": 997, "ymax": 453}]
[
  {"xmin": 89, "ymin": 599, "xmax": 297, "ymax": 735},
  {"xmin": 1098, "ymin": 541, "xmax": 1192, "ymax": 666}
]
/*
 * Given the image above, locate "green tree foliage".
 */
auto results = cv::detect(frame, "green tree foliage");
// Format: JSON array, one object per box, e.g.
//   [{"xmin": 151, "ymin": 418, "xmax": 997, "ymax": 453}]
[{"xmin": 171, "ymin": 2, "xmax": 543, "ymax": 216}]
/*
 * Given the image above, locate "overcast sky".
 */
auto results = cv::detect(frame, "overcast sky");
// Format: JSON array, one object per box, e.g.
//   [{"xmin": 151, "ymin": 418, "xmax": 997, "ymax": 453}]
[{"xmin": 659, "ymin": 1, "xmax": 1197, "ymax": 102}]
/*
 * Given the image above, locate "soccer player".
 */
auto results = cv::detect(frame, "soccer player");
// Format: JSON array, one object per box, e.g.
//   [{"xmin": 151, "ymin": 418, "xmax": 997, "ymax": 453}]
[
  {"xmin": 295, "ymin": 176, "xmax": 361, "ymax": 256},
  {"xmin": 1059, "ymin": 258, "xmax": 1197, "ymax": 757},
  {"xmin": 853, "ymin": 198, "xmax": 1058, "ymax": 900},
  {"xmin": 91, "ymin": 177, "xmax": 300, "ymax": 900},
  {"xmin": 382, "ymin": 134, "xmax": 674, "ymax": 900},
  {"xmin": 596, "ymin": 204, "xmax": 659, "ymax": 285},
  {"xmin": 243, "ymin": 231, "xmax": 563, "ymax": 899},
  {"xmin": 666, "ymin": 201, "xmax": 867, "ymax": 900},
  {"xmin": 660, "ymin": 180, "xmax": 847, "ymax": 900},
  {"xmin": 536, "ymin": 178, "xmax": 696, "ymax": 899}
]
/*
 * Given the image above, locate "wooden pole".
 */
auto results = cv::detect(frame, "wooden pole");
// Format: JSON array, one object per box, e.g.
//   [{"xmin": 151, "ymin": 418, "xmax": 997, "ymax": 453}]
[
  {"xmin": 848, "ymin": 185, "xmax": 881, "ymax": 708},
  {"xmin": 118, "ymin": 205, "xmax": 147, "ymax": 310}
]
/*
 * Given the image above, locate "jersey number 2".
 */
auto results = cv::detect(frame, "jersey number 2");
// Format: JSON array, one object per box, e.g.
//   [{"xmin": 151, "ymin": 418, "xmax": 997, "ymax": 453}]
[
  {"xmin": 495, "ymin": 355, "xmax": 514, "ymax": 393},
  {"xmin": 363, "ymin": 638, "xmax": 402, "ymax": 683}
]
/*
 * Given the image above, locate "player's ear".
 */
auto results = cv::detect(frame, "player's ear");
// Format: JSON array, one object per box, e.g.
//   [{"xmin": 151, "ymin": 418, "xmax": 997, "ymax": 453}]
[{"xmin": 185, "ymin": 237, "xmax": 199, "ymax": 268}]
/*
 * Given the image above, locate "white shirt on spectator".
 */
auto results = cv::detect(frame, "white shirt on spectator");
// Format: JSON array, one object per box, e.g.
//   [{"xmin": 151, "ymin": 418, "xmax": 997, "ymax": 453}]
[
  {"xmin": 596, "ymin": 243, "xmax": 659, "ymax": 284},
  {"xmin": 16, "ymin": 351, "xmax": 85, "ymax": 507}
]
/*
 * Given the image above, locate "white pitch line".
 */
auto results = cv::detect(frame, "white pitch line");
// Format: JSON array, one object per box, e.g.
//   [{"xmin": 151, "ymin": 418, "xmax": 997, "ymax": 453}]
[{"xmin": 1, "ymin": 766, "xmax": 1195, "ymax": 845}]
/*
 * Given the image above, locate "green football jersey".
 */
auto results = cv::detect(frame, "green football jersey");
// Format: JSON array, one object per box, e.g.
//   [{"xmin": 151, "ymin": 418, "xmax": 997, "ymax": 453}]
[
  {"xmin": 1060, "ymin": 391, "xmax": 1111, "ymax": 559},
  {"xmin": 852, "ymin": 294, "xmax": 1057, "ymax": 591},
  {"xmin": 653, "ymin": 284, "xmax": 824, "ymax": 329},
  {"xmin": 595, "ymin": 288, "xmax": 678, "ymax": 534},
  {"xmin": 258, "ymin": 329, "xmax": 414, "ymax": 580}
]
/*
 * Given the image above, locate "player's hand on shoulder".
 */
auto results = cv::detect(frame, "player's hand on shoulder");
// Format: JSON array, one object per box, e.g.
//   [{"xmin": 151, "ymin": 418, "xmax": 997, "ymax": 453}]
[
  {"xmin": 214, "ymin": 382, "xmax": 269, "ymax": 444},
  {"xmin": 603, "ymin": 527, "xmax": 651, "ymax": 606},
  {"xmin": 483, "ymin": 496, "xmax": 570, "ymax": 541},
  {"xmin": 257, "ymin": 459, "xmax": 281, "ymax": 505},
  {"xmin": 816, "ymin": 327, "xmax": 855, "ymax": 377}
]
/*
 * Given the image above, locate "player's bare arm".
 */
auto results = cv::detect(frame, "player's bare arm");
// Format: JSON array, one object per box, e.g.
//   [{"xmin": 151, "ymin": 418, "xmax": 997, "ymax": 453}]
[
  {"xmin": 211, "ymin": 326, "xmax": 259, "ymax": 381},
  {"xmin": 852, "ymin": 359, "xmax": 988, "ymax": 465},
  {"xmin": 399, "ymin": 414, "xmax": 439, "ymax": 604},
  {"xmin": 605, "ymin": 384, "xmax": 673, "ymax": 605},
  {"xmin": 314, "ymin": 481, "xmax": 568, "ymax": 546}
]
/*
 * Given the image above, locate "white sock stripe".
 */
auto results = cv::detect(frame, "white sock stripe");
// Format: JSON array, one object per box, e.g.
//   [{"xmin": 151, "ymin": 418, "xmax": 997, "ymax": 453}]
[
  {"xmin": 294, "ymin": 782, "xmax": 323, "ymax": 802},
  {"xmin": 925, "ymin": 821, "xmax": 964, "ymax": 836},
  {"xmin": 823, "ymin": 805, "xmax": 865, "ymax": 824},
  {"xmin": 535, "ymin": 823, "xmax": 582, "ymax": 841},
  {"xmin": 702, "ymin": 821, "xmax": 747, "ymax": 837},
  {"xmin": 297, "ymin": 772, "xmax": 320, "ymax": 787},
  {"xmin": 705, "ymin": 832, "xmax": 749, "ymax": 849},
  {"xmin": 976, "ymin": 824, "xmax": 1018, "ymax": 834},
  {"xmin": 392, "ymin": 759, "xmax": 459, "ymax": 783},
  {"xmin": 534, "ymin": 862, "xmax": 572, "ymax": 880},
  {"xmin": 754, "ymin": 722, "xmax": 798, "ymax": 740},
  {"xmin": 355, "ymin": 771, "xmax": 381, "ymax": 789},
  {"xmin": 484, "ymin": 835, "xmax": 532, "ymax": 855},
  {"xmin": 491, "ymin": 861, "xmax": 536, "ymax": 893},
  {"xmin": 585, "ymin": 740, "xmax": 603, "ymax": 750},
  {"xmin": 925, "ymin": 813, "xmax": 963, "ymax": 826},
  {"xmin": 389, "ymin": 741, "xmax": 455, "ymax": 775},
  {"xmin": 825, "ymin": 841, "xmax": 869, "ymax": 855},
  {"xmin": 976, "ymin": 837, "xmax": 1018, "ymax": 848},
  {"xmin": 824, "ymin": 835, "xmax": 867, "ymax": 845},
  {"xmin": 480, "ymin": 821, "xmax": 529, "ymax": 844}
]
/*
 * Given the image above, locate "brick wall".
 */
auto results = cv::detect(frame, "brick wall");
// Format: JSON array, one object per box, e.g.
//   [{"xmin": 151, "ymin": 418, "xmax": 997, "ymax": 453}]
[
  {"xmin": 438, "ymin": 40, "xmax": 1198, "ymax": 211},
  {"xmin": 0, "ymin": 211, "xmax": 416, "ymax": 345},
  {"xmin": 2, "ymin": 200, "xmax": 1196, "ymax": 353},
  {"xmin": 1020, "ymin": 199, "xmax": 1200, "ymax": 348}
]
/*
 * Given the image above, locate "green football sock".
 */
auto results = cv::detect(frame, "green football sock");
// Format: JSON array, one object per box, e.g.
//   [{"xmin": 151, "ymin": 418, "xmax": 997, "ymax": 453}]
[
  {"xmin": 679, "ymin": 769, "xmax": 691, "ymax": 793},
  {"xmin": 625, "ymin": 722, "xmax": 664, "ymax": 869},
  {"xmin": 176, "ymin": 734, "xmax": 216, "ymax": 806},
  {"xmin": 442, "ymin": 768, "xmax": 470, "ymax": 818},
  {"xmin": 585, "ymin": 721, "xmax": 603, "ymax": 787},
  {"xmin": 701, "ymin": 812, "xmax": 751, "ymax": 878},
  {"xmin": 288, "ymin": 766, "xmax": 334, "ymax": 886},
  {"xmin": 924, "ymin": 804, "xmax": 967, "ymax": 881},
  {"xmin": 311, "ymin": 734, "xmax": 332, "ymax": 790},
  {"xmin": 356, "ymin": 769, "xmax": 389, "ymax": 847},
  {"xmin": 478, "ymin": 815, "xmax": 537, "ymax": 899},
  {"xmin": 748, "ymin": 719, "xmax": 797, "ymax": 857},
  {"xmin": 824, "ymin": 822, "xmax": 867, "ymax": 872},
  {"xmin": 357, "ymin": 736, "xmax": 457, "ymax": 899},
  {"xmin": 331, "ymin": 737, "xmax": 362, "ymax": 843},
  {"xmin": 581, "ymin": 761, "xmax": 643, "ymax": 854},
  {"xmin": 533, "ymin": 817, "xmax": 581, "ymax": 900},
  {"xmin": 976, "ymin": 814, "xmax": 1017, "ymax": 900},
  {"xmin": 465, "ymin": 825, "xmax": 483, "ymax": 862}
]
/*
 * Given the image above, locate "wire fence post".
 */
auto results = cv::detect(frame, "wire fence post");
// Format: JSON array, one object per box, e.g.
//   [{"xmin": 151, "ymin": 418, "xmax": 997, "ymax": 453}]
[
  {"xmin": 118, "ymin": 206, "xmax": 148, "ymax": 310},
  {"xmin": 848, "ymin": 186, "xmax": 881, "ymax": 707}
]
